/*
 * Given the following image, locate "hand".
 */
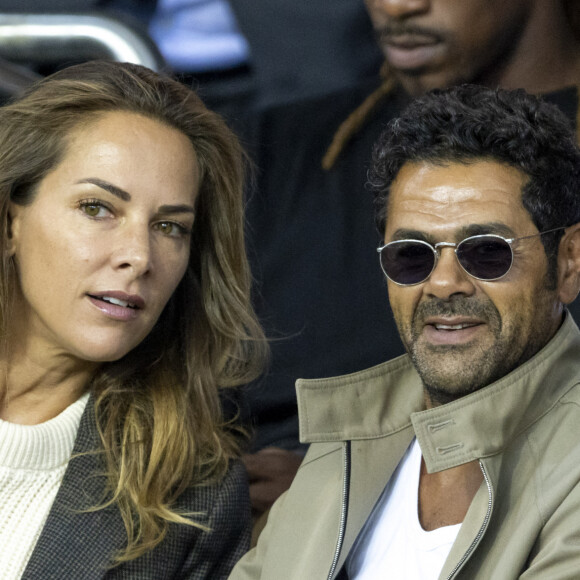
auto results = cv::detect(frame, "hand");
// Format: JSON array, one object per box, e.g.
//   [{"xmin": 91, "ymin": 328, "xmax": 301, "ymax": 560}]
[{"xmin": 243, "ymin": 447, "xmax": 303, "ymax": 517}]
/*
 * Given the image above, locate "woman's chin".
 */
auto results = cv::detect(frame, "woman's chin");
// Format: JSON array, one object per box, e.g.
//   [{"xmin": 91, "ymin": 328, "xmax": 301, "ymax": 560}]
[{"xmin": 66, "ymin": 338, "xmax": 146, "ymax": 365}]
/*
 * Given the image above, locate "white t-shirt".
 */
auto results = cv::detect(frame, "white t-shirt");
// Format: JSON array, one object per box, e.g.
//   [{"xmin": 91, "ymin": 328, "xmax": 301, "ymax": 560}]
[{"xmin": 346, "ymin": 438, "xmax": 461, "ymax": 579}]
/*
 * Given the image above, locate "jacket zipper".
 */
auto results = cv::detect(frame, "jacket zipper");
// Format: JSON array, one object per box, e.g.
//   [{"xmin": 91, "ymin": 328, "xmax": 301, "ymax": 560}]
[
  {"xmin": 327, "ymin": 440, "xmax": 351, "ymax": 580},
  {"xmin": 445, "ymin": 460, "xmax": 494, "ymax": 579}
]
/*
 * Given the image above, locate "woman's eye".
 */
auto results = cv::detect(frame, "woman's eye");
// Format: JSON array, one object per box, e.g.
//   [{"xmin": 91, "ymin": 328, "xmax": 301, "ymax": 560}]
[
  {"xmin": 155, "ymin": 221, "xmax": 188, "ymax": 238},
  {"xmin": 79, "ymin": 200, "xmax": 111, "ymax": 218}
]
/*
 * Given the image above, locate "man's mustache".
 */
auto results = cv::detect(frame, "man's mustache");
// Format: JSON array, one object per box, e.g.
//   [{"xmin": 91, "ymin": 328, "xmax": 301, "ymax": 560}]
[{"xmin": 413, "ymin": 297, "xmax": 499, "ymax": 324}]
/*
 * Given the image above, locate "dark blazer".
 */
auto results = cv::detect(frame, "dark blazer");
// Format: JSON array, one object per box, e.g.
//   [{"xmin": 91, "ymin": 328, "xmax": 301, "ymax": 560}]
[{"xmin": 21, "ymin": 398, "xmax": 252, "ymax": 579}]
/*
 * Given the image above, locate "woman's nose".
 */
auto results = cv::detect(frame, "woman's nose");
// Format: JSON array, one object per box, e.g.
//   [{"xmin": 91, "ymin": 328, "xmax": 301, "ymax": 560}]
[{"xmin": 111, "ymin": 227, "xmax": 152, "ymax": 277}]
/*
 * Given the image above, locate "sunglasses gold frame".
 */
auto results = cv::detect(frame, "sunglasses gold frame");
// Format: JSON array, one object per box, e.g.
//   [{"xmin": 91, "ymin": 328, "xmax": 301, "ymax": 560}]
[{"xmin": 377, "ymin": 226, "xmax": 567, "ymax": 286}]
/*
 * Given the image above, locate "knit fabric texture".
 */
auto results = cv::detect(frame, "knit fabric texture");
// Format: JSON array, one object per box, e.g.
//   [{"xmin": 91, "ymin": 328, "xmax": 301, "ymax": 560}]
[{"xmin": 0, "ymin": 392, "xmax": 89, "ymax": 579}]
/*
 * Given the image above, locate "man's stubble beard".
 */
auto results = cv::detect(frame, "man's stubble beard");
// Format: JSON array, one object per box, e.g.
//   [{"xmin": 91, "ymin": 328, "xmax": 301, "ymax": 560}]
[{"xmin": 397, "ymin": 285, "xmax": 559, "ymax": 407}]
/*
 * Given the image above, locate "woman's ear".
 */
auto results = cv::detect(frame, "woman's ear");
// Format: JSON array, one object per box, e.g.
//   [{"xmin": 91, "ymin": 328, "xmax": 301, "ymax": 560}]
[
  {"xmin": 5, "ymin": 202, "xmax": 20, "ymax": 258},
  {"xmin": 557, "ymin": 223, "xmax": 580, "ymax": 304}
]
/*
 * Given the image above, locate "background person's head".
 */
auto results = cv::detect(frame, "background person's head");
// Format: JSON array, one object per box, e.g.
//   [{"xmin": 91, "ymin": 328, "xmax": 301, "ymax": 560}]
[
  {"xmin": 364, "ymin": 0, "xmax": 580, "ymax": 96},
  {"xmin": 370, "ymin": 85, "xmax": 580, "ymax": 405}
]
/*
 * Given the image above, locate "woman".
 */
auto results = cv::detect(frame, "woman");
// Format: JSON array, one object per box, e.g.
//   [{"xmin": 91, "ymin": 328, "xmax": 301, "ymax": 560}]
[{"xmin": 0, "ymin": 60, "xmax": 267, "ymax": 578}]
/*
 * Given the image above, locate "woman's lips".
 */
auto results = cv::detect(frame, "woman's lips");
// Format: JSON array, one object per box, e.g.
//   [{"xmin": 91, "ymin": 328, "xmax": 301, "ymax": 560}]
[{"xmin": 87, "ymin": 292, "xmax": 144, "ymax": 321}]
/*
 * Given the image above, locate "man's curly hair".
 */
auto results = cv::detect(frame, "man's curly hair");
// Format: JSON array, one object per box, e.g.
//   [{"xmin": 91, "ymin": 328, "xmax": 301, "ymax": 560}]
[{"xmin": 370, "ymin": 85, "xmax": 580, "ymax": 280}]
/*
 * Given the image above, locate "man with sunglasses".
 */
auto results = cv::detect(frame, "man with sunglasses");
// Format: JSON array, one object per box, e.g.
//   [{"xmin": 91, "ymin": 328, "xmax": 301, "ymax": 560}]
[
  {"xmin": 231, "ymin": 85, "xmax": 580, "ymax": 579},
  {"xmin": 240, "ymin": 0, "xmax": 580, "ymax": 529}
]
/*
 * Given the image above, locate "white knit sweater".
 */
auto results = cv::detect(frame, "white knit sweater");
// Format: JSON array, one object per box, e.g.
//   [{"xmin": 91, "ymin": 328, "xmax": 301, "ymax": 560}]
[{"xmin": 0, "ymin": 393, "xmax": 90, "ymax": 579}]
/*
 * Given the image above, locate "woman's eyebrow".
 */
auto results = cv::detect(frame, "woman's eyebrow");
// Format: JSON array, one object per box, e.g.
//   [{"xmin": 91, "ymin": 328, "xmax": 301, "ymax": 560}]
[
  {"xmin": 76, "ymin": 177, "xmax": 131, "ymax": 201},
  {"xmin": 76, "ymin": 179, "xmax": 195, "ymax": 214},
  {"xmin": 159, "ymin": 204, "xmax": 195, "ymax": 214}
]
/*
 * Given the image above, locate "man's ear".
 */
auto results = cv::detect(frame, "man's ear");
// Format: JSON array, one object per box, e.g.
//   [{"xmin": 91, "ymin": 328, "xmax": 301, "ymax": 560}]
[{"xmin": 557, "ymin": 223, "xmax": 580, "ymax": 304}]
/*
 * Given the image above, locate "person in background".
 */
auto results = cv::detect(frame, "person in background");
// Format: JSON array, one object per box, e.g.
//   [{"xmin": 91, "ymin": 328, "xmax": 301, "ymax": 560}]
[
  {"xmin": 0, "ymin": 59, "xmax": 266, "ymax": 578},
  {"xmin": 225, "ymin": 0, "xmax": 382, "ymax": 109},
  {"xmin": 95, "ymin": 0, "xmax": 381, "ymax": 115},
  {"xmin": 232, "ymin": 84, "xmax": 580, "ymax": 580},
  {"xmin": 241, "ymin": 0, "xmax": 580, "ymax": 525}
]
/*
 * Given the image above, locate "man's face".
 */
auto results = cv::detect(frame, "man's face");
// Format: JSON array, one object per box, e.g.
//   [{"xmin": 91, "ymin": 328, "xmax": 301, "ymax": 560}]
[
  {"xmin": 365, "ymin": 0, "xmax": 534, "ymax": 96},
  {"xmin": 384, "ymin": 160, "xmax": 563, "ymax": 406}
]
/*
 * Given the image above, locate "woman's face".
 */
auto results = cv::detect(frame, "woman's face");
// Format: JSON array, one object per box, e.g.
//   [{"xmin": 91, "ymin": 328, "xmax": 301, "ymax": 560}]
[{"xmin": 8, "ymin": 111, "xmax": 200, "ymax": 364}]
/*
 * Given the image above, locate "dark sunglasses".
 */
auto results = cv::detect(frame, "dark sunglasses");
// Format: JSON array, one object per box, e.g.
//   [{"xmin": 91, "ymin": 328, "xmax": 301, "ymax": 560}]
[{"xmin": 377, "ymin": 226, "xmax": 567, "ymax": 286}]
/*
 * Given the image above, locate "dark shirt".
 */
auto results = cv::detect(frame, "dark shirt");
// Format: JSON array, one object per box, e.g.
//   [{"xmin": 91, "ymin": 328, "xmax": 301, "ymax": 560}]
[{"xmin": 241, "ymin": 80, "xmax": 410, "ymax": 450}]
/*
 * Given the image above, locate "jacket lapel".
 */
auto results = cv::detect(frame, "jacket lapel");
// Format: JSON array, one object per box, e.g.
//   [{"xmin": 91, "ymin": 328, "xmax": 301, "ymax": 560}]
[
  {"xmin": 22, "ymin": 397, "xmax": 127, "ymax": 580},
  {"xmin": 335, "ymin": 426, "xmax": 415, "ymax": 574}
]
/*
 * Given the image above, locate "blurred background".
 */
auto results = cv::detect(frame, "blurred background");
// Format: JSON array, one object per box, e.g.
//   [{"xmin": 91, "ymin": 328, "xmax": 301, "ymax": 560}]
[{"xmin": 0, "ymin": 0, "xmax": 383, "ymax": 116}]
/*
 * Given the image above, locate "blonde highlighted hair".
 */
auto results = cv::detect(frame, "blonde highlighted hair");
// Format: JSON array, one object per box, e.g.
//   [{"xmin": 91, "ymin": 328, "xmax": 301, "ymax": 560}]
[{"xmin": 0, "ymin": 61, "xmax": 267, "ymax": 561}]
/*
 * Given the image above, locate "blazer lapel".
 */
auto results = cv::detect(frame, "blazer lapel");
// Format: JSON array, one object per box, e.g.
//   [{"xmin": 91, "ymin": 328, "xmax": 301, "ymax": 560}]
[{"xmin": 22, "ymin": 396, "xmax": 127, "ymax": 580}]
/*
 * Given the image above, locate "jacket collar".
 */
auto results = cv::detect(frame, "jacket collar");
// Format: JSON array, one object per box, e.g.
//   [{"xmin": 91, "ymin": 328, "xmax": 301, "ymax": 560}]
[{"xmin": 298, "ymin": 313, "xmax": 580, "ymax": 473}]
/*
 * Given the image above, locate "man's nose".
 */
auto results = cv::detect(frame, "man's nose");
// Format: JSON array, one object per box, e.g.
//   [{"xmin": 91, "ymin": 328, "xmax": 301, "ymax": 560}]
[
  {"xmin": 371, "ymin": 0, "xmax": 430, "ymax": 19},
  {"xmin": 423, "ymin": 247, "xmax": 476, "ymax": 300},
  {"xmin": 111, "ymin": 226, "xmax": 152, "ymax": 278}
]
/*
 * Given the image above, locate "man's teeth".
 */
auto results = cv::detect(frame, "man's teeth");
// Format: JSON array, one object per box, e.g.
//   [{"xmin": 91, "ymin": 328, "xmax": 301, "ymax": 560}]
[
  {"xmin": 435, "ymin": 323, "xmax": 473, "ymax": 330},
  {"xmin": 101, "ymin": 296, "xmax": 135, "ymax": 309}
]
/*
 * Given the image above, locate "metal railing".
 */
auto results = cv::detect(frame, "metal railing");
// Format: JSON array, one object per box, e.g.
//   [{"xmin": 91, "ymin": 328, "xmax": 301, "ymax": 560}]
[{"xmin": 0, "ymin": 13, "xmax": 164, "ymax": 71}]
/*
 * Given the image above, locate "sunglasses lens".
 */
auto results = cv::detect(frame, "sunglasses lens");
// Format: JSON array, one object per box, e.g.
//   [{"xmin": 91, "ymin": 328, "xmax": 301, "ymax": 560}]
[
  {"xmin": 380, "ymin": 241, "xmax": 435, "ymax": 285},
  {"xmin": 456, "ymin": 236, "xmax": 513, "ymax": 280}
]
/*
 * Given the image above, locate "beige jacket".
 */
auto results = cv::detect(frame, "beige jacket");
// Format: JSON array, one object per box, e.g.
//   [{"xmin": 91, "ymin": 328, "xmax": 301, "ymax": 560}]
[{"xmin": 231, "ymin": 314, "xmax": 580, "ymax": 579}]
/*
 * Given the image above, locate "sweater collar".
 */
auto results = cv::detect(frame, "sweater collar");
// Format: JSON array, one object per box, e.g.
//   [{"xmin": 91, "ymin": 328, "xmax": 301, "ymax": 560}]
[
  {"xmin": 298, "ymin": 313, "xmax": 580, "ymax": 472},
  {"xmin": 0, "ymin": 392, "xmax": 90, "ymax": 471}
]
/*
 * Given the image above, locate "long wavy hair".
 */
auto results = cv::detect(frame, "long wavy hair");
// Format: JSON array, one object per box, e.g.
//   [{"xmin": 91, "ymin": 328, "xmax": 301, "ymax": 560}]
[{"xmin": 0, "ymin": 60, "xmax": 267, "ymax": 561}]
